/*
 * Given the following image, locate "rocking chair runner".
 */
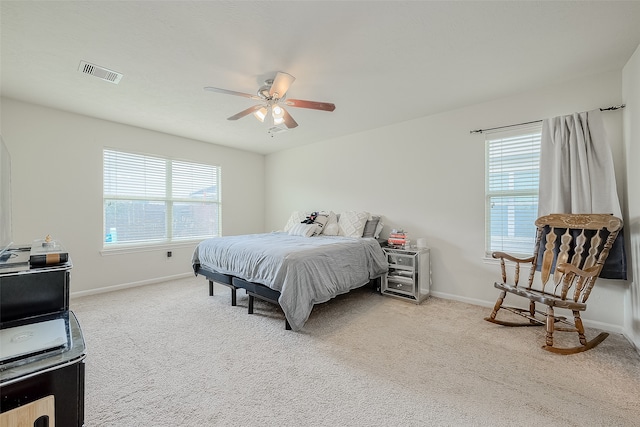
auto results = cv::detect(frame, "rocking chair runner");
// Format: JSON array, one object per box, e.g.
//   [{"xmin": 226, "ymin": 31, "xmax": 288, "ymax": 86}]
[{"xmin": 486, "ymin": 213, "xmax": 623, "ymax": 354}]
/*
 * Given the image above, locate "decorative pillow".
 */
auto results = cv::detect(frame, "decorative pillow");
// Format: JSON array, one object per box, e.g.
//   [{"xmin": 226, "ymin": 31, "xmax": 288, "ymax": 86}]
[
  {"xmin": 374, "ymin": 221, "xmax": 384, "ymax": 239},
  {"xmin": 313, "ymin": 212, "xmax": 330, "ymax": 231},
  {"xmin": 362, "ymin": 215, "xmax": 381, "ymax": 238},
  {"xmin": 321, "ymin": 211, "xmax": 339, "ymax": 236},
  {"xmin": 288, "ymin": 223, "xmax": 320, "ymax": 237},
  {"xmin": 284, "ymin": 211, "xmax": 308, "ymax": 232},
  {"xmin": 338, "ymin": 211, "xmax": 370, "ymax": 237}
]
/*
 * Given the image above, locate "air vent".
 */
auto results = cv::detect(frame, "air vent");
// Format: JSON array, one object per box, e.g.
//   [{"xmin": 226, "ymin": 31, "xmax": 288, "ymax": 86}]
[
  {"xmin": 78, "ymin": 61, "xmax": 123, "ymax": 84},
  {"xmin": 267, "ymin": 126, "xmax": 287, "ymax": 135}
]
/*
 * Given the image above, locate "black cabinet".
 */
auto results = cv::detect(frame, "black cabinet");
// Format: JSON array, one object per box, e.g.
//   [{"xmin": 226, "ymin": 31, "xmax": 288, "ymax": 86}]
[
  {"xmin": 1, "ymin": 312, "xmax": 86, "ymax": 426},
  {"xmin": 1, "ymin": 248, "xmax": 86, "ymax": 426},
  {"xmin": 2, "ymin": 357, "xmax": 85, "ymax": 426}
]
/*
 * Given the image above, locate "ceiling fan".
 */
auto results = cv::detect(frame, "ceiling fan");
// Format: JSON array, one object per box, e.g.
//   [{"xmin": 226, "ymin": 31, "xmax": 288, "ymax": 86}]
[{"xmin": 204, "ymin": 72, "xmax": 335, "ymax": 129}]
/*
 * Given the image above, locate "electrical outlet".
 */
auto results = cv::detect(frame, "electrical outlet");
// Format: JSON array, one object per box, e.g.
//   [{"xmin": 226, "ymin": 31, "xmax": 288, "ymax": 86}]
[{"xmin": 167, "ymin": 251, "xmax": 172, "ymax": 258}]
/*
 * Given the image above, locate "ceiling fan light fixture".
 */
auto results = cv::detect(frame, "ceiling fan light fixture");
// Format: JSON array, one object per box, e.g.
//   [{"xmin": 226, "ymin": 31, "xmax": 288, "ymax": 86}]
[
  {"xmin": 272, "ymin": 105, "xmax": 285, "ymax": 125},
  {"xmin": 272, "ymin": 105, "xmax": 284, "ymax": 119},
  {"xmin": 271, "ymin": 104, "xmax": 284, "ymax": 125},
  {"xmin": 253, "ymin": 106, "xmax": 268, "ymax": 122}
]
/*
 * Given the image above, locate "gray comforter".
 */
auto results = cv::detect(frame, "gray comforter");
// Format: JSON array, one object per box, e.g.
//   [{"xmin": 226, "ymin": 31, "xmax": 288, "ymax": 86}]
[{"xmin": 192, "ymin": 232, "xmax": 388, "ymax": 330}]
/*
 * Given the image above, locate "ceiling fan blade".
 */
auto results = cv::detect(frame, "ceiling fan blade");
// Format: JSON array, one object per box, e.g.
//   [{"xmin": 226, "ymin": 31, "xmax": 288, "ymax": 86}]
[
  {"xmin": 227, "ymin": 104, "xmax": 263, "ymax": 121},
  {"xmin": 284, "ymin": 99, "xmax": 336, "ymax": 112},
  {"xmin": 282, "ymin": 107, "xmax": 298, "ymax": 129},
  {"xmin": 269, "ymin": 72, "xmax": 295, "ymax": 99},
  {"xmin": 204, "ymin": 86, "xmax": 261, "ymax": 100}
]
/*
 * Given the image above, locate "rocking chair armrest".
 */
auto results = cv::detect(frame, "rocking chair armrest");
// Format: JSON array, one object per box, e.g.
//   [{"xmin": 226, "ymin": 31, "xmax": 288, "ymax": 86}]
[
  {"xmin": 491, "ymin": 252, "xmax": 535, "ymax": 264},
  {"xmin": 556, "ymin": 263, "xmax": 600, "ymax": 278}
]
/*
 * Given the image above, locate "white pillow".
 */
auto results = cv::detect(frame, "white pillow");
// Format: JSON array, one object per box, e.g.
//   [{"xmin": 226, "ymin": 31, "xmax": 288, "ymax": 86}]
[
  {"xmin": 321, "ymin": 211, "xmax": 339, "ymax": 236},
  {"xmin": 288, "ymin": 223, "xmax": 320, "ymax": 237},
  {"xmin": 283, "ymin": 211, "xmax": 308, "ymax": 232},
  {"xmin": 312, "ymin": 212, "xmax": 330, "ymax": 231},
  {"xmin": 338, "ymin": 211, "xmax": 370, "ymax": 237}
]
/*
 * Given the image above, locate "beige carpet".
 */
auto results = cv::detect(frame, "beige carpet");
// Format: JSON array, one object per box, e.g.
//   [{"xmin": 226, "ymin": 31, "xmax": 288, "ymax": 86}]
[{"xmin": 71, "ymin": 276, "xmax": 640, "ymax": 426}]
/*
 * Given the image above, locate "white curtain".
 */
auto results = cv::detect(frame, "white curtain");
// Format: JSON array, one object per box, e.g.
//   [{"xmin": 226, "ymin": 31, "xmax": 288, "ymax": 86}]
[{"xmin": 538, "ymin": 109, "xmax": 626, "ymax": 279}]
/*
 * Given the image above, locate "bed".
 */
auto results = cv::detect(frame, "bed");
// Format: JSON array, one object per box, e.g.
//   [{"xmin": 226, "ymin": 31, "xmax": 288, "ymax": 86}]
[{"xmin": 191, "ymin": 228, "xmax": 388, "ymax": 331}]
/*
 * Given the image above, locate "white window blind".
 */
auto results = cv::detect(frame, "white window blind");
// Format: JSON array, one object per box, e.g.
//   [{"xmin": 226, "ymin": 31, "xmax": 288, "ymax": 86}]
[
  {"xmin": 485, "ymin": 124, "xmax": 541, "ymax": 256},
  {"xmin": 103, "ymin": 149, "xmax": 221, "ymax": 247}
]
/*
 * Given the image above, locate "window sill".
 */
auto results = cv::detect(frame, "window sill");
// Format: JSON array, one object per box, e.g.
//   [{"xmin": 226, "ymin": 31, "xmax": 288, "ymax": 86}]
[{"xmin": 100, "ymin": 240, "xmax": 201, "ymax": 256}]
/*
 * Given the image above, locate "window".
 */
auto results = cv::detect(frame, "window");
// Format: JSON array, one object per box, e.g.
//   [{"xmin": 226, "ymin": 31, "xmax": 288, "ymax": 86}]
[
  {"xmin": 485, "ymin": 124, "xmax": 541, "ymax": 256},
  {"xmin": 103, "ymin": 149, "xmax": 221, "ymax": 247}
]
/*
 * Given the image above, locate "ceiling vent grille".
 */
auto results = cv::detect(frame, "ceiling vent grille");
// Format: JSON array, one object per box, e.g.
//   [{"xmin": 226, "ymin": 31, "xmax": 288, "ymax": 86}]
[
  {"xmin": 78, "ymin": 61, "xmax": 123, "ymax": 84},
  {"xmin": 267, "ymin": 125, "xmax": 288, "ymax": 135}
]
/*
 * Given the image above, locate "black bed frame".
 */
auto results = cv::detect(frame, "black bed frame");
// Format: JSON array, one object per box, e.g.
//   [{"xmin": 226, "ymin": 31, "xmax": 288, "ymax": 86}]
[
  {"xmin": 196, "ymin": 264, "xmax": 381, "ymax": 330},
  {"xmin": 197, "ymin": 266, "xmax": 292, "ymax": 330}
]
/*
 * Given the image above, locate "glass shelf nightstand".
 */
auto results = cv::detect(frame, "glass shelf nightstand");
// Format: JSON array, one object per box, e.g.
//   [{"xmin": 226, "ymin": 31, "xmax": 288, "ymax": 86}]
[{"xmin": 381, "ymin": 247, "xmax": 431, "ymax": 304}]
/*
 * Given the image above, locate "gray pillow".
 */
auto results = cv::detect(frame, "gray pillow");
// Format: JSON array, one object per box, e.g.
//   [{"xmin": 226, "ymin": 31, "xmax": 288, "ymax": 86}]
[{"xmin": 362, "ymin": 216, "xmax": 380, "ymax": 238}]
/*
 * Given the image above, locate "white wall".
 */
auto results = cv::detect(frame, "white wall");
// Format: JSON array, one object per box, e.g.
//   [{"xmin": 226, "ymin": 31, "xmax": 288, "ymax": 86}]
[
  {"xmin": 265, "ymin": 70, "xmax": 630, "ymax": 332},
  {"xmin": 1, "ymin": 68, "xmax": 632, "ymax": 333},
  {"xmin": 622, "ymin": 43, "xmax": 640, "ymax": 350},
  {"xmin": 0, "ymin": 98, "xmax": 265, "ymax": 294}
]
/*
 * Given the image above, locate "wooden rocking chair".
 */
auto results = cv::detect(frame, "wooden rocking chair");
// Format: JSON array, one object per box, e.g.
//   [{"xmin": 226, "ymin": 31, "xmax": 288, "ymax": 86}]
[{"xmin": 486, "ymin": 213, "xmax": 623, "ymax": 354}]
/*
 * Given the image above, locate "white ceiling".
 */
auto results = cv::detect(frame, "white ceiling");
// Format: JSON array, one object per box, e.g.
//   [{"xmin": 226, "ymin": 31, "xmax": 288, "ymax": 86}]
[{"xmin": 2, "ymin": 1, "xmax": 640, "ymax": 155}]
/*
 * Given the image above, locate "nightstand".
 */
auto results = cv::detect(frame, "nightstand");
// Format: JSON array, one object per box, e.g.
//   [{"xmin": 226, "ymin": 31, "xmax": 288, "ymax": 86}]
[{"xmin": 381, "ymin": 247, "xmax": 431, "ymax": 304}]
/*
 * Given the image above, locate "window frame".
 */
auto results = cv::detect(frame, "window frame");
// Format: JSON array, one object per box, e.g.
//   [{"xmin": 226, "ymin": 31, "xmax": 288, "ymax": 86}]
[
  {"xmin": 102, "ymin": 148, "xmax": 221, "ymax": 250},
  {"xmin": 484, "ymin": 124, "xmax": 542, "ymax": 258}
]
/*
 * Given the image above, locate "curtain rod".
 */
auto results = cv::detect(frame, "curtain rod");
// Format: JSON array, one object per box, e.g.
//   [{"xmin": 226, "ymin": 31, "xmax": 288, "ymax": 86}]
[{"xmin": 469, "ymin": 104, "xmax": 625, "ymax": 134}]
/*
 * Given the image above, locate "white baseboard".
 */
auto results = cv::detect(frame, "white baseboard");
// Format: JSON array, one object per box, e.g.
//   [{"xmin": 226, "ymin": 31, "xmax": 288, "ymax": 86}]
[
  {"xmin": 430, "ymin": 291, "xmax": 494, "ymax": 308},
  {"xmin": 70, "ymin": 272, "xmax": 194, "ymax": 299},
  {"xmin": 430, "ymin": 290, "xmax": 625, "ymax": 335},
  {"xmin": 622, "ymin": 331, "xmax": 640, "ymax": 356}
]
